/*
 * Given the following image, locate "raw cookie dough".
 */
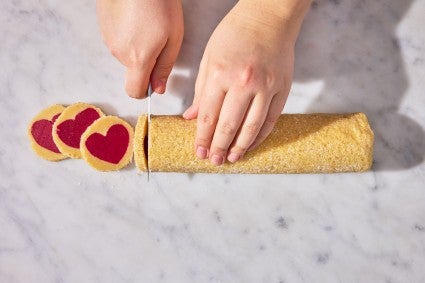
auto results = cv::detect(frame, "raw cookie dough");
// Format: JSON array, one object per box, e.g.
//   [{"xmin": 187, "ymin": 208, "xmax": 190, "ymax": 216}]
[
  {"xmin": 53, "ymin": 102, "xmax": 104, "ymax": 158},
  {"xmin": 133, "ymin": 115, "xmax": 148, "ymax": 172},
  {"xmin": 80, "ymin": 116, "xmax": 134, "ymax": 171},
  {"xmin": 134, "ymin": 113, "xmax": 374, "ymax": 174},
  {"xmin": 28, "ymin": 104, "xmax": 67, "ymax": 161}
]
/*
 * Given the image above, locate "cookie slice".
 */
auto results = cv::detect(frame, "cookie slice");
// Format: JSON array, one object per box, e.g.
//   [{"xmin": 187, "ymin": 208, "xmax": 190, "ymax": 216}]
[
  {"xmin": 133, "ymin": 115, "xmax": 148, "ymax": 172},
  {"xmin": 53, "ymin": 102, "xmax": 104, "ymax": 158},
  {"xmin": 28, "ymin": 104, "xmax": 67, "ymax": 161},
  {"xmin": 80, "ymin": 116, "xmax": 134, "ymax": 171}
]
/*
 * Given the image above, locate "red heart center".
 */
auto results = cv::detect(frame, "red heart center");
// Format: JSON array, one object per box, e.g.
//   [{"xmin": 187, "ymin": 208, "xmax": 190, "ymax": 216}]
[
  {"xmin": 56, "ymin": 108, "xmax": 100, "ymax": 148},
  {"xmin": 31, "ymin": 114, "xmax": 61, "ymax": 153},
  {"xmin": 85, "ymin": 124, "xmax": 129, "ymax": 164}
]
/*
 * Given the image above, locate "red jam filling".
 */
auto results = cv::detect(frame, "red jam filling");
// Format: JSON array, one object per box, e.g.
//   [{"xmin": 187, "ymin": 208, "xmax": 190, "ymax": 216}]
[
  {"xmin": 31, "ymin": 113, "xmax": 61, "ymax": 153},
  {"xmin": 85, "ymin": 124, "xmax": 129, "ymax": 164},
  {"xmin": 56, "ymin": 108, "xmax": 100, "ymax": 148}
]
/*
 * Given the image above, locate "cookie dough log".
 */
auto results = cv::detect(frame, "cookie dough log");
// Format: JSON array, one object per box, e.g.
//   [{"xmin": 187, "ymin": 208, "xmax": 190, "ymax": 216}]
[{"xmin": 134, "ymin": 113, "xmax": 374, "ymax": 174}]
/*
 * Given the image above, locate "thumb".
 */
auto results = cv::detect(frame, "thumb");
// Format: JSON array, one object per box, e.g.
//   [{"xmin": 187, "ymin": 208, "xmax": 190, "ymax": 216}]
[
  {"xmin": 150, "ymin": 39, "xmax": 181, "ymax": 94},
  {"xmin": 125, "ymin": 64, "xmax": 154, "ymax": 99}
]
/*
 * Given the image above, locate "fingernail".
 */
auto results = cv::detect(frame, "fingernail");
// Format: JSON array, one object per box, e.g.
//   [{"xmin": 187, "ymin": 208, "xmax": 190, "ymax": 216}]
[
  {"xmin": 211, "ymin": 154, "xmax": 224, "ymax": 166},
  {"xmin": 154, "ymin": 79, "xmax": 167, "ymax": 94},
  {"xmin": 196, "ymin": 146, "xmax": 208, "ymax": 159},
  {"xmin": 227, "ymin": 152, "xmax": 240, "ymax": 163}
]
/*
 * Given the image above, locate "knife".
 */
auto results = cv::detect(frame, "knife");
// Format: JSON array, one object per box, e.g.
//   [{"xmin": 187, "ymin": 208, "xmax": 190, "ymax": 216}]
[{"xmin": 147, "ymin": 84, "xmax": 152, "ymax": 181}]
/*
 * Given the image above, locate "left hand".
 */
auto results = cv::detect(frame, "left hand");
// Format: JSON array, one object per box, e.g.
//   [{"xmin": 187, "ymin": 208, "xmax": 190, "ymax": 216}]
[{"xmin": 183, "ymin": 1, "xmax": 300, "ymax": 165}]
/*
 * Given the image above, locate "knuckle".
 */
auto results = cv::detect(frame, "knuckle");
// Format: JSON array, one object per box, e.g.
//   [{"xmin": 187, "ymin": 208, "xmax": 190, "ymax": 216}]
[
  {"xmin": 107, "ymin": 43, "xmax": 147, "ymax": 67},
  {"xmin": 155, "ymin": 61, "xmax": 175, "ymax": 73},
  {"xmin": 238, "ymin": 64, "xmax": 255, "ymax": 87},
  {"xmin": 243, "ymin": 122, "xmax": 262, "ymax": 135},
  {"xmin": 264, "ymin": 70, "xmax": 277, "ymax": 90},
  {"xmin": 218, "ymin": 121, "xmax": 238, "ymax": 136},
  {"xmin": 127, "ymin": 50, "xmax": 151, "ymax": 67},
  {"xmin": 264, "ymin": 114, "xmax": 280, "ymax": 126},
  {"xmin": 231, "ymin": 145, "xmax": 248, "ymax": 154},
  {"xmin": 195, "ymin": 137, "xmax": 210, "ymax": 147},
  {"xmin": 130, "ymin": 55, "xmax": 146, "ymax": 67},
  {"xmin": 211, "ymin": 146, "xmax": 228, "ymax": 155},
  {"xmin": 199, "ymin": 113, "xmax": 215, "ymax": 126},
  {"xmin": 266, "ymin": 72, "xmax": 276, "ymax": 88},
  {"xmin": 210, "ymin": 63, "xmax": 225, "ymax": 81}
]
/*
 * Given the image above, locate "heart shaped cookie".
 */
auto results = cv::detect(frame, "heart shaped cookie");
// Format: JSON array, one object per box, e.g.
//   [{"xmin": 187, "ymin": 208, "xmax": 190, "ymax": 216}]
[
  {"xmin": 53, "ymin": 102, "xmax": 104, "ymax": 158},
  {"xmin": 80, "ymin": 116, "xmax": 134, "ymax": 171},
  {"xmin": 28, "ymin": 104, "xmax": 67, "ymax": 161}
]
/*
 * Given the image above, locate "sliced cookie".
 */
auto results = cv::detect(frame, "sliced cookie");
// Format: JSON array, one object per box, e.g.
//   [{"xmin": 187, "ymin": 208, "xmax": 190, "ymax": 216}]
[
  {"xmin": 53, "ymin": 102, "xmax": 104, "ymax": 158},
  {"xmin": 133, "ymin": 115, "xmax": 148, "ymax": 172},
  {"xmin": 80, "ymin": 116, "xmax": 134, "ymax": 171},
  {"xmin": 28, "ymin": 104, "xmax": 67, "ymax": 161}
]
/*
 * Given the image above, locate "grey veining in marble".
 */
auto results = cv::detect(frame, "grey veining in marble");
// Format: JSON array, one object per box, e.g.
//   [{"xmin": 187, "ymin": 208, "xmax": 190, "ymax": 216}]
[{"xmin": 1, "ymin": 0, "xmax": 424, "ymax": 282}]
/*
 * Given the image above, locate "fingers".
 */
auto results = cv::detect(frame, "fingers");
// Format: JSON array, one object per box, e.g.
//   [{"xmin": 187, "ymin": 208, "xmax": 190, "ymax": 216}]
[
  {"xmin": 150, "ymin": 36, "xmax": 182, "ymax": 94},
  {"xmin": 208, "ymin": 90, "xmax": 254, "ymax": 165},
  {"xmin": 194, "ymin": 82, "xmax": 226, "ymax": 161},
  {"xmin": 226, "ymin": 93, "xmax": 271, "ymax": 163},
  {"xmin": 247, "ymin": 92, "xmax": 287, "ymax": 151},
  {"xmin": 193, "ymin": 90, "xmax": 286, "ymax": 166},
  {"xmin": 126, "ymin": 38, "xmax": 181, "ymax": 98},
  {"xmin": 125, "ymin": 65, "xmax": 154, "ymax": 99}
]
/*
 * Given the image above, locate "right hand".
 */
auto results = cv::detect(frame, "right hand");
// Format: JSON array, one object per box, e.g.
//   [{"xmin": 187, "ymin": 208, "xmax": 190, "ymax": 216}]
[{"xmin": 97, "ymin": 0, "xmax": 184, "ymax": 98}]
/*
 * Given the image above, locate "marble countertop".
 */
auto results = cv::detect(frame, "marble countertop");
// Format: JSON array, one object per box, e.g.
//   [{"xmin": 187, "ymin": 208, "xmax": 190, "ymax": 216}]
[{"xmin": 1, "ymin": 0, "xmax": 424, "ymax": 282}]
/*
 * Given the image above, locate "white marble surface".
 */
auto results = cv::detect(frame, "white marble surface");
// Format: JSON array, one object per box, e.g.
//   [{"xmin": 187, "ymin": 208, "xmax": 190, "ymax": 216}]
[{"xmin": 1, "ymin": 0, "xmax": 424, "ymax": 282}]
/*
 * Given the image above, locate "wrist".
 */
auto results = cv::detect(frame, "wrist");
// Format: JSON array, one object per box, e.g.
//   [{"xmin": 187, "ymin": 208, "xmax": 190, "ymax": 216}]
[{"xmin": 235, "ymin": 0, "xmax": 311, "ymax": 42}]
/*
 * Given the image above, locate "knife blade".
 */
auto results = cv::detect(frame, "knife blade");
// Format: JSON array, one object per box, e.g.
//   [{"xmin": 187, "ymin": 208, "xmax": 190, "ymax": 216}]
[{"xmin": 147, "ymin": 84, "xmax": 152, "ymax": 181}]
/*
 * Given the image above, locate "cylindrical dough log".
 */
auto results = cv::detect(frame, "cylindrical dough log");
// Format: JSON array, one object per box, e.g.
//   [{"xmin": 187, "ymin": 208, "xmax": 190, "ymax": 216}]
[{"xmin": 134, "ymin": 113, "xmax": 374, "ymax": 174}]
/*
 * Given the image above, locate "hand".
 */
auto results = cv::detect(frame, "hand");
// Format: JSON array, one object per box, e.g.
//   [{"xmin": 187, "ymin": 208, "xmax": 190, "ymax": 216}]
[
  {"xmin": 183, "ymin": 0, "xmax": 309, "ymax": 165},
  {"xmin": 97, "ymin": 0, "xmax": 184, "ymax": 98}
]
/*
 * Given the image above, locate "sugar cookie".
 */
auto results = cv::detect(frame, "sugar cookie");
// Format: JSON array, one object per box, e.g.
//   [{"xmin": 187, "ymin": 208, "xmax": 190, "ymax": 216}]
[
  {"xmin": 28, "ymin": 104, "xmax": 67, "ymax": 161},
  {"xmin": 53, "ymin": 102, "xmax": 104, "ymax": 158},
  {"xmin": 80, "ymin": 116, "xmax": 134, "ymax": 171}
]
